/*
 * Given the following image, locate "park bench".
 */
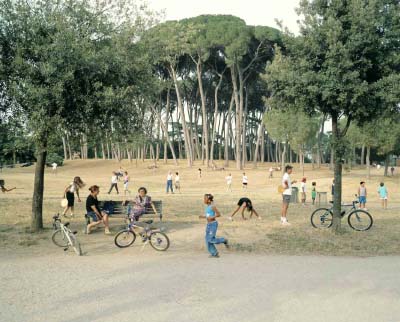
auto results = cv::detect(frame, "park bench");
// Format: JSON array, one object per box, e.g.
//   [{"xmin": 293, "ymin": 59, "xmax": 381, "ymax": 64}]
[{"xmin": 84, "ymin": 200, "xmax": 163, "ymax": 227}]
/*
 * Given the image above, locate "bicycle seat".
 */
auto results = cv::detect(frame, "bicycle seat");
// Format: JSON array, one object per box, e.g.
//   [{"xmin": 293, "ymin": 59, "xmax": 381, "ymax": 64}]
[
  {"xmin": 144, "ymin": 220, "xmax": 153, "ymax": 225},
  {"xmin": 53, "ymin": 215, "xmax": 60, "ymax": 219},
  {"xmin": 64, "ymin": 222, "xmax": 70, "ymax": 227}
]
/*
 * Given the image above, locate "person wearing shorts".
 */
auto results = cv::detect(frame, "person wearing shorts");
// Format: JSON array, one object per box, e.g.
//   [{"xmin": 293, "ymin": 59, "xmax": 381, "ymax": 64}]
[
  {"xmin": 358, "ymin": 181, "xmax": 367, "ymax": 210},
  {"xmin": 378, "ymin": 182, "xmax": 388, "ymax": 209},
  {"xmin": 85, "ymin": 185, "xmax": 111, "ymax": 235},
  {"xmin": 229, "ymin": 197, "xmax": 261, "ymax": 221},
  {"xmin": 62, "ymin": 176, "xmax": 84, "ymax": 218},
  {"xmin": 281, "ymin": 165, "xmax": 296, "ymax": 225}
]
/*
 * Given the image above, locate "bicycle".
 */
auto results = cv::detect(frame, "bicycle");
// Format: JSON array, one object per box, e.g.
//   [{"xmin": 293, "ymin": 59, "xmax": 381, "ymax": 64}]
[
  {"xmin": 310, "ymin": 196, "xmax": 373, "ymax": 231},
  {"xmin": 114, "ymin": 218, "xmax": 170, "ymax": 251},
  {"xmin": 51, "ymin": 213, "xmax": 83, "ymax": 255}
]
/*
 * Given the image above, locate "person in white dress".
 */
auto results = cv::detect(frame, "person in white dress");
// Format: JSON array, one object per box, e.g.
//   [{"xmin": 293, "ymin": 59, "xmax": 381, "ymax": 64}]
[
  {"xmin": 52, "ymin": 162, "xmax": 58, "ymax": 175},
  {"xmin": 225, "ymin": 174, "xmax": 233, "ymax": 192}
]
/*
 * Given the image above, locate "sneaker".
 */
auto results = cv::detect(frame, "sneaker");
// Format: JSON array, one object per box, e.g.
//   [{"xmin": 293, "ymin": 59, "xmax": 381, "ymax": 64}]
[
  {"xmin": 228, "ymin": 216, "xmax": 233, "ymax": 221},
  {"xmin": 258, "ymin": 216, "xmax": 262, "ymax": 220},
  {"xmin": 281, "ymin": 221, "xmax": 291, "ymax": 226},
  {"xmin": 209, "ymin": 253, "xmax": 220, "ymax": 258},
  {"xmin": 104, "ymin": 229, "xmax": 112, "ymax": 235},
  {"xmin": 224, "ymin": 240, "xmax": 230, "ymax": 249}
]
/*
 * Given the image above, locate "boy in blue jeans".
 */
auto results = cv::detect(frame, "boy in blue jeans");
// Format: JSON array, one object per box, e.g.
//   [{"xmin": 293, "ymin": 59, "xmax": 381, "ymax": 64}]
[{"xmin": 199, "ymin": 194, "xmax": 229, "ymax": 258}]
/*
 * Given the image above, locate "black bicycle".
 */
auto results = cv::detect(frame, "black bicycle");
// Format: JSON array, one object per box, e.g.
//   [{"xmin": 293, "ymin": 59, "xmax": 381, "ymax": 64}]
[{"xmin": 311, "ymin": 196, "xmax": 373, "ymax": 231}]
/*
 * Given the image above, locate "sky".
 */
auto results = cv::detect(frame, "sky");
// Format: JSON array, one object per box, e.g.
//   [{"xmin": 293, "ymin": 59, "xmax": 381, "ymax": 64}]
[{"xmin": 147, "ymin": 0, "xmax": 301, "ymax": 34}]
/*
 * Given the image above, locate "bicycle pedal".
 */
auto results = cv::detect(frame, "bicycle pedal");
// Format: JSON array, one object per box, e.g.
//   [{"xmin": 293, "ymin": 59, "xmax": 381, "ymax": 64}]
[
  {"xmin": 63, "ymin": 248, "xmax": 68, "ymax": 251},
  {"xmin": 72, "ymin": 231, "xmax": 78, "ymax": 235}
]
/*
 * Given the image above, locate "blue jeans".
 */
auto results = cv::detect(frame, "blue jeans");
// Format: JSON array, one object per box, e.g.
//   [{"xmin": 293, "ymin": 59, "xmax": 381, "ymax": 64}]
[
  {"xmin": 166, "ymin": 180, "xmax": 173, "ymax": 193},
  {"xmin": 205, "ymin": 221, "xmax": 225, "ymax": 256}
]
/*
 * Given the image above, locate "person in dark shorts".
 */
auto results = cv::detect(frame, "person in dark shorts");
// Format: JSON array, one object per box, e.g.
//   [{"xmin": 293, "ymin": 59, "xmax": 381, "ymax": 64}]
[
  {"xmin": 229, "ymin": 197, "xmax": 261, "ymax": 221},
  {"xmin": 62, "ymin": 176, "xmax": 84, "ymax": 218},
  {"xmin": 86, "ymin": 185, "xmax": 111, "ymax": 235}
]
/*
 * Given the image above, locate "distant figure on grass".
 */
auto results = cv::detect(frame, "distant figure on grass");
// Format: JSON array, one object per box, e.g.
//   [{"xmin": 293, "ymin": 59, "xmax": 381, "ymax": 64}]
[
  {"xmin": 311, "ymin": 182, "xmax": 317, "ymax": 205},
  {"xmin": 269, "ymin": 167, "xmax": 274, "ymax": 178},
  {"xmin": 281, "ymin": 165, "xmax": 297, "ymax": 225},
  {"xmin": 108, "ymin": 172, "xmax": 119, "ymax": 194},
  {"xmin": 0, "ymin": 180, "xmax": 16, "ymax": 193},
  {"xmin": 229, "ymin": 197, "xmax": 261, "ymax": 221},
  {"xmin": 174, "ymin": 172, "xmax": 181, "ymax": 193},
  {"xmin": 85, "ymin": 185, "xmax": 111, "ymax": 235},
  {"xmin": 199, "ymin": 194, "xmax": 229, "ymax": 258},
  {"xmin": 123, "ymin": 171, "xmax": 130, "ymax": 196},
  {"xmin": 62, "ymin": 176, "xmax": 84, "ymax": 218},
  {"xmin": 51, "ymin": 162, "xmax": 58, "ymax": 175},
  {"xmin": 300, "ymin": 177, "xmax": 307, "ymax": 206},
  {"xmin": 391, "ymin": 167, "xmax": 395, "ymax": 176},
  {"xmin": 331, "ymin": 179, "xmax": 335, "ymax": 202},
  {"xmin": 198, "ymin": 168, "xmax": 202, "ymax": 181},
  {"xmin": 166, "ymin": 171, "xmax": 174, "ymax": 194},
  {"xmin": 117, "ymin": 166, "xmax": 124, "ymax": 181},
  {"xmin": 225, "ymin": 173, "xmax": 233, "ymax": 192},
  {"xmin": 242, "ymin": 173, "xmax": 248, "ymax": 190},
  {"xmin": 129, "ymin": 187, "xmax": 158, "ymax": 221},
  {"xmin": 378, "ymin": 182, "xmax": 388, "ymax": 210},
  {"xmin": 358, "ymin": 181, "xmax": 367, "ymax": 210}
]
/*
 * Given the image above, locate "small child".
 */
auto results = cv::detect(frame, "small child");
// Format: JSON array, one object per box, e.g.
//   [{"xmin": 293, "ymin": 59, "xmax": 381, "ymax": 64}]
[
  {"xmin": 300, "ymin": 177, "xmax": 307, "ymax": 206},
  {"xmin": 123, "ymin": 171, "xmax": 130, "ymax": 196},
  {"xmin": 199, "ymin": 194, "xmax": 229, "ymax": 258},
  {"xmin": 358, "ymin": 181, "xmax": 367, "ymax": 210},
  {"xmin": 269, "ymin": 167, "xmax": 274, "ymax": 179},
  {"xmin": 242, "ymin": 173, "xmax": 248, "ymax": 190},
  {"xmin": 198, "ymin": 168, "xmax": 202, "ymax": 181},
  {"xmin": 311, "ymin": 182, "xmax": 317, "ymax": 205},
  {"xmin": 174, "ymin": 172, "xmax": 181, "ymax": 193},
  {"xmin": 225, "ymin": 173, "xmax": 232, "ymax": 192},
  {"xmin": 377, "ymin": 182, "xmax": 388, "ymax": 209}
]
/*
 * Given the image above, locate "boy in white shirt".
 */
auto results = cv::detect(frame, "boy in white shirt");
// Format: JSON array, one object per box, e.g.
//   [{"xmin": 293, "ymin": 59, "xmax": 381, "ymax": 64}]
[
  {"xmin": 242, "ymin": 173, "xmax": 248, "ymax": 190},
  {"xmin": 300, "ymin": 177, "xmax": 307, "ymax": 206},
  {"xmin": 225, "ymin": 174, "xmax": 233, "ymax": 192},
  {"xmin": 174, "ymin": 172, "xmax": 181, "ymax": 193},
  {"xmin": 281, "ymin": 165, "xmax": 297, "ymax": 225}
]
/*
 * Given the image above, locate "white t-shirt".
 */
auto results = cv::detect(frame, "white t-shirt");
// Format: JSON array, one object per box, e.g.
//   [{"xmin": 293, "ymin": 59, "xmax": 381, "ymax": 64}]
[
  {"xmin": 175, "ymin": 175, "xmax": 180, "ymax": 183},
  {"xmin": 111, "ymin": 175, "xmax": 118, "ymax": 184},
  {"xmin": 226, "ymin": 175, "xmax": 232, "ymax": 185},
  {"xmin": 269, "ymin": 167, "xmax": 273, "ymax": 173},
  {"xmin": 242, "ymin": 176, "xmax": 248, "ymax": 184},
  {"xmin": 167, "ymin": 174, "xmax": 173, "ymax": 181},
  {"xmin": 69, "ymin": 182, "xmax": 77, "ymax": 193},
  {"xmin": 301, "ymin": 182, "xmax": 306, "ymax": 193},
  {"xmin": 282, "ymin": 173, "xmax": 292, "ymax": 195},
  {"xmin": 52, "ymin": 163, "xmax": 57, "ymax": 169}
]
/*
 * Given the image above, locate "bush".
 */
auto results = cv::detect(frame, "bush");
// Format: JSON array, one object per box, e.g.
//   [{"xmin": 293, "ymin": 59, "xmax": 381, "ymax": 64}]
[{"xmin": 46, "ymin": 153, "xmax": 64, "ymax": 166}]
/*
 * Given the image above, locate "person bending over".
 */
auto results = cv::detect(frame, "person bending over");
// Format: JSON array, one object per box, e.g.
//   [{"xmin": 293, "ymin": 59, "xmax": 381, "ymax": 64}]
[{"xmin": 229, "ymin": 197, "xmax": 261, "ymax": 221}]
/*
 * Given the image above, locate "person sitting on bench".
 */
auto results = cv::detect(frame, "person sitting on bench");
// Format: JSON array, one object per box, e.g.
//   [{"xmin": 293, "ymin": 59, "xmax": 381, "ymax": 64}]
[
  {"xmin": 130, "ymin": 187, "xmax": 158, "ymax": 221},
  {"xmin": 86, "ymin": 185, "xmax": 111, "ymax": 235}
]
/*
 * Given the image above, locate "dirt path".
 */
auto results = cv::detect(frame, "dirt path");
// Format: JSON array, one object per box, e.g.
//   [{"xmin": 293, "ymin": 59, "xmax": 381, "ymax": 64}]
[{"xmin": 1, "ymin": 249, "xmax": 399, "ymax": 322}]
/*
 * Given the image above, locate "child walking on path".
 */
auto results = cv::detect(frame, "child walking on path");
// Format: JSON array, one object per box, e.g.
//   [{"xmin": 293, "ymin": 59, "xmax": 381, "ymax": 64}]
[
  {"xmin": 311, "ymin": 182, "xmax": 317, "ymax": 205},
  {"xmin": 358, "ymin": 181, "xmax": 367, "ymax": 210},
  {"xmin": 108, "ymin": 172, "xmax": 119, "ymax": 194},
  {"xmin": 378, "ymin": 182, "xmax": 388, "ymax": 209},
  {"xmin": 166, "ymin": 171, "xmax": 174, "ymax": 194},
  {"xmin": 199, "ymin": 194, "xmax": 229, "ymax": 258}
]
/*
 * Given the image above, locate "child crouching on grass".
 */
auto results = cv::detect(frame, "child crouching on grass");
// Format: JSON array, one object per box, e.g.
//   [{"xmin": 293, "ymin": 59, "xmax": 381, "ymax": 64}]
[{"xmin": 199, "ymin": 194, "xmax": 229, "ymax": 258}]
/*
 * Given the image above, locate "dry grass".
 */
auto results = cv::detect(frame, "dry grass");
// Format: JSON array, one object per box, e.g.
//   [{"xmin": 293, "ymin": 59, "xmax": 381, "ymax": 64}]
[{"xmin": 0, "ymin": 159, "xmax": 400, "ymax": 256}]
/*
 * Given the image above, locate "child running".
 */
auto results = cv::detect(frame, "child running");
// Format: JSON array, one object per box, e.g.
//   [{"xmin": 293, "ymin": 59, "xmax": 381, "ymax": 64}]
[
  {"xmin": 199, "ymin": 194, "xmax": 229, "ymax": 258},
  {"xmin": 225, "ymin": 173, "xmax": 232, "ymax": 192},
  {"xmin": 300, "ymin": 177, "xmax": 307, "ymax": 206},
  {"xmin": 358, "ymin": 181, "xmax": 367, "ymax": 210},
  {"xmin": 311, "ymin": 182, "xmax": 317, "ymax": 205},
  {"xmin": 377, "ymin": 182, "xmax": 388, "ymax": 209}
]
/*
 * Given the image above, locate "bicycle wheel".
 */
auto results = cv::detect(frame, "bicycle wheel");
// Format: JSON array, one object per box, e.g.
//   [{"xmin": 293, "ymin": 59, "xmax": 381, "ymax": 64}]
[
  {"xmin": 52, "ymin": 229, "xmax": 69, "ymax": 247},
  {"xmin": 69, "ymin": 233, "xmax": 83, "ymax": 256},
  {"xmin": 114, "ymin": 230, "xmax": 136, "ymax": 248},
  {"xmin": 310, "ymin": 208, "xmax": 333, "ymax": 229},
  {"xmin": 348, "ymin": 210, "xmax": 373, "ymax": 231},
  {"xmin": 149, "ymin": 232, "xmax": 170, "ymax": 251}
]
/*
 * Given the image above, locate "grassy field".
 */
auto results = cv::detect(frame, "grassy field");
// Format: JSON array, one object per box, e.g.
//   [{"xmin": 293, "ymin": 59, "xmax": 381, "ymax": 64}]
[{"xmin": 1, "ymin": 159, "xmax": 399, "ymax": 256}]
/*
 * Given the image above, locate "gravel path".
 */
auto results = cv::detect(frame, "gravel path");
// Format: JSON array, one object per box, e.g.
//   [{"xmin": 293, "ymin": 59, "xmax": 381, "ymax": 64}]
[{"xmin": 1, "ymin": 248, "xmax": 400, "ymax": 322}]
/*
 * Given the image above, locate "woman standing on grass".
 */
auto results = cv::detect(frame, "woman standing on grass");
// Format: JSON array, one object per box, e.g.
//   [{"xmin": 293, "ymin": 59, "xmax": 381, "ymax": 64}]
[
  {"xmin": 62, "ymin": 176, "xmax": 84, "ymax": 218},
  {"xmin": 199, "ymin": 194, "xmax": 229, "ymax": 258}
]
